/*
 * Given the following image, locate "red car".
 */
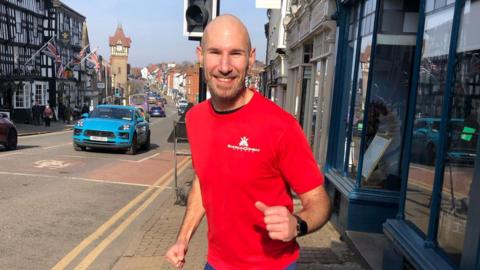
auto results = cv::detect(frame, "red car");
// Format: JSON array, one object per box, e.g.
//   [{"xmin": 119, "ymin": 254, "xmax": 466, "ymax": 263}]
[{"xmin": 0, "ymin": 113, "xmax": 17, "ymax": 150}]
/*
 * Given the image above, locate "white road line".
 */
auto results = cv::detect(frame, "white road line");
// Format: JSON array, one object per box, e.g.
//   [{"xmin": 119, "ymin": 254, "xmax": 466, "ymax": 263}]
[
  {"xmin": 42, "ymin": 142, "xmax": 72, "ymax": 150},
  {"xmin": 135, "ymin": 153, "xmax": 160, "ymax": 163},
  {"xmin": 0, "ymin": 151, "xmax": 21, "ymax": 158},
  {"xmin": 0, "ymin": 171, "xmax": 154, "ymax": 188}
]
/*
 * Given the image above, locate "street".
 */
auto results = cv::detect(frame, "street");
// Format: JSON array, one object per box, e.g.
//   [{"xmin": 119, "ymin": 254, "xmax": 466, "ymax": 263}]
[{"xmin": 0, "ymin": 102, "xmax": 190, "ymax": 270}]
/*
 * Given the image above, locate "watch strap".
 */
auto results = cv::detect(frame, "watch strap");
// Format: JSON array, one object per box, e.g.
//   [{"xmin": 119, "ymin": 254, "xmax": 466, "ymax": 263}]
[{"xmin": 293, "ymin": 214, "xmax": 308, "ymax": 237}]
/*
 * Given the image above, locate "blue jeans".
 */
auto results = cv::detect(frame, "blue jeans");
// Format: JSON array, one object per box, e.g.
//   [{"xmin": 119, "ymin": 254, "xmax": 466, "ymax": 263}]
[{"xmin": 204, "ymin": 262, "xmax": 297, "ymax": 270}]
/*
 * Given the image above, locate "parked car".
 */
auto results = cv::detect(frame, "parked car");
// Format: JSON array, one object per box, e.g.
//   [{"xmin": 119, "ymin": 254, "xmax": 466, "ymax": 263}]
[
  {"xmin": 0, "ymin": 113, "xmax": 17, "ymax": 150},
  {"xmin": 73, "ymin": 105, "xmax": 150, "ymax": 155},
  {"xmin": 150, "ymin": 106, "xmax": 166, "ymax": 117},
  {"xmin": 411, "ymin": 117, "xmax": 476, "ymax": 165}
]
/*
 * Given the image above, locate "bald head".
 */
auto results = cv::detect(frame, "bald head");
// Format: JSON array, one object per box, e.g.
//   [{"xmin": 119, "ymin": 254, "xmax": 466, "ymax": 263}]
[{"xmin": 201, "ymin": 14, "xmax": 252, "ymax": 52}]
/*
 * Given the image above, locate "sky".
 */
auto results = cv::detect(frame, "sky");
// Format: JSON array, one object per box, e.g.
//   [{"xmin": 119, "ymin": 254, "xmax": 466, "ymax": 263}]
[{"xmin": 61, "ymin": 0, "xmax": 268, "ymax": 68}]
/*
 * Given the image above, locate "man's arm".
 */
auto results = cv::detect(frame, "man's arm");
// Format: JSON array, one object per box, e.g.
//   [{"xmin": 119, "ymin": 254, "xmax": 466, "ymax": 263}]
[
  {"xmin": 165, "ymin": 175, "xmax": 205, "ymax": 268},
  {"xmin": 255, "ymin": 184, "xmax": 330, "ymax": 242},
  {"xmin": 295, "ymin": 184, "xmax": 330, "ymax": 233}
]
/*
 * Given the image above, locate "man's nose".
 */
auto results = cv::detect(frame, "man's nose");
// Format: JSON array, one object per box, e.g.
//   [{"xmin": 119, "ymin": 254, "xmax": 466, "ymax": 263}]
[{"xmin": 218, "ymin": 54, "xmax": 232, "ymax": 74}]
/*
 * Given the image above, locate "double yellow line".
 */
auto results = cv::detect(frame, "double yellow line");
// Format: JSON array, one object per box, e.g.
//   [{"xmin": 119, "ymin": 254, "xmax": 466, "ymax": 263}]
[{"xmin": 51, "ymin": 157, "xmax": 191, "ymax": 270}]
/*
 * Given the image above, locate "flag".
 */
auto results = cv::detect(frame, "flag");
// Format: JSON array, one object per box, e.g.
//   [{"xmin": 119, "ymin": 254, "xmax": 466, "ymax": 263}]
[
  {"xmin": 87, "ymin": 51, "xmax": 102, "ymax": 81},
  {"xmin": 42, "ymin": 39, "xmax": 61, "ymax": 63},
  {"xmin": 73, "ymin": 45, "xmax": 89, "ymax": 65},
  {"xmin": 56, "ymin": 62, "xmax": 65, "ymax": 78}
]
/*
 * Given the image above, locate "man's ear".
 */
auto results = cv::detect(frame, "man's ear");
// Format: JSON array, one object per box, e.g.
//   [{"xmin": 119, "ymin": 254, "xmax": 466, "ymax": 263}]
[
  {"xmin": 248, "ymin": 48, "xmax": 256, "ymax": 69},
  {"xmin": 196, "ymin": 46, "xmax": 204, "ymax": 67}
]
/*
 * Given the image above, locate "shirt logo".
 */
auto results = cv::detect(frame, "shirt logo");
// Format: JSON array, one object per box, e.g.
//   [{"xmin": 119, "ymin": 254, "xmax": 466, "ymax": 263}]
[{"xmin": 227, "ymin": 136, "xmax": 260, "ymax": 152}]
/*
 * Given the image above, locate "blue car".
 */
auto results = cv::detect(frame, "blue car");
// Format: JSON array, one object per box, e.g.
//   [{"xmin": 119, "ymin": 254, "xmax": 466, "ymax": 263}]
[
  {"xmin": 150, "ymin": 106, "xmax": 166, "ymax": 117},
  {"xmin": 73, "ymin": 105, "xmax": 150, "ymax": 155}
]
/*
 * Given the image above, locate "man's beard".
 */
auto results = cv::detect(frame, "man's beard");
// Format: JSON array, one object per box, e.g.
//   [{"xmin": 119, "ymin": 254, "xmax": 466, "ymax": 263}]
[
  {"xmin": 205, "ymin": 70, "xmax": 246, "ymax": 105},
  {"xmin": 207, "ymin": 80, "xmax": 245, "ymax": 104}
]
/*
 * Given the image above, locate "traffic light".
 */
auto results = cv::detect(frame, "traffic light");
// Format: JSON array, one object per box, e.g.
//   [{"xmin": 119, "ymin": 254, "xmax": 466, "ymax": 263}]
[{"xmin": 183, "ymin": 0, "xmax": 219, "ymax": 41}]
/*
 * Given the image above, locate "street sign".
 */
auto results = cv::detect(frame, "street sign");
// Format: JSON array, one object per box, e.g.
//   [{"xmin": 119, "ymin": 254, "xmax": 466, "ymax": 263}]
[{"xmin": 97, "ymin": 82, "xmax": 105, "ymax": 89}]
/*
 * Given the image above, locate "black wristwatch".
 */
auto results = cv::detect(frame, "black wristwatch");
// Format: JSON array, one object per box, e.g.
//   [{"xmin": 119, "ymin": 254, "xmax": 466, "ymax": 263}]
[{"xmin": 293, "ymin": 214, "xmax": 308, "ymax": 237}]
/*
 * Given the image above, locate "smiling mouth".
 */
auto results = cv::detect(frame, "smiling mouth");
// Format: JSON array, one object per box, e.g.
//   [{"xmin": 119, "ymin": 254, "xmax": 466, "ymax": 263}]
[{"xmin": 214, "ymin": 76, "xmax": 235, "ymax": 83}]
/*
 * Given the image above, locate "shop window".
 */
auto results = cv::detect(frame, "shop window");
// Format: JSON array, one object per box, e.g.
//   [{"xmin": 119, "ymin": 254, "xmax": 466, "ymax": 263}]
[
  {"xmin": 346, "ymin": 0, "xmax": 377, "ymax": 180},
  {"xmin": 14, "ymin": 83, "xmax": 31, "ymax": 109},
  {"xmin": 405, "ymin": 3, "xmax": 455, "ymax": 237},
  {"xmin": 436, "ymin": 0, "xmax": 480, "ymax": 265},
  {"xmin": 298, "ymin": 66, "xmax": 312, "ymax": 127},
  {"xmin": 360, "ymin": 0, "xmax": 419, "ymax": 190},
  {"xmin": 34, "ymin": 82, "xmax": 48, "ymax": 106},
  {"xmin": 332, "ymin": 2, "xmax": 362, "ymax": 170}
]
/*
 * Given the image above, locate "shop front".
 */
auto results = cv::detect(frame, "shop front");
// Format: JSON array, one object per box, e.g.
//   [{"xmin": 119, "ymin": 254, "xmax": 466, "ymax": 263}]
[{"xmin": 325, "ymin": 0, "xmax": 479, "ymax": 268}]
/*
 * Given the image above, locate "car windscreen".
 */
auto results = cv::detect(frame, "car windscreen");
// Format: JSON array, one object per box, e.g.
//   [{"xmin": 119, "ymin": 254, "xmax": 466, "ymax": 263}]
[{"xmin": 90, "ymin": 107, "xmax": 133, "ymax": 121}]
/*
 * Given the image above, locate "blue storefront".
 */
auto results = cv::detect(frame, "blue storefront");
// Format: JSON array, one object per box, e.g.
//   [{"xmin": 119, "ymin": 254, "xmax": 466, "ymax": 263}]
[{"xmin": 324, "ymin": 0, "xmax": 480, "ymax": 268}]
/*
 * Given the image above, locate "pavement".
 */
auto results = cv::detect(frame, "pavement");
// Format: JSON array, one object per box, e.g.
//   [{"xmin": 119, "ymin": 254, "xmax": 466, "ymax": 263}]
[
  {"xmin": 112, "ymin": 161, "xmax": 367, "ymax": 270},
  {"xmin": 15, "ymin": 120, "xmax": 74, "ymax": 136},
  {"xmin": 14, "ymin": 122, "xmax": 367, "ymax": 270}
]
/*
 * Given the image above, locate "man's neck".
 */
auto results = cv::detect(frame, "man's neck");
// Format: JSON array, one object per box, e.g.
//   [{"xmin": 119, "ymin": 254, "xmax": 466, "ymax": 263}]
[{"xmin": 211, "ymin": 88, "xmax": 254, "ymax": 112}]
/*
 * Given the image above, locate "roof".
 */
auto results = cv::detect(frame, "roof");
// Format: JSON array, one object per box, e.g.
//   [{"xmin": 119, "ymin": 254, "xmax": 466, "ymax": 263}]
[{"xmin": 109, "ymin": 25, "xmax": 132, "ymax": 47}]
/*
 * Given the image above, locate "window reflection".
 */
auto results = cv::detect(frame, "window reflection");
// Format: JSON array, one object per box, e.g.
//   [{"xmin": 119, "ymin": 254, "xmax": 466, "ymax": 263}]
[
  {"xmin": 405, "ymin": 4, "xmax": 455, "ymax": 236},
  {"xmin": 361, "ymin": 0, "xmax": 419, "ymax": 190},
  {"xmin": 437, "ymin": 0, "xmax": 479, "ymax": 265},
  {"xmin": 335, "ymin": 2, "xmax": 360, "ymax": 170},
  {"xmin": 346, "ymin": 0, "xmax": 376, "ymax": 179}
]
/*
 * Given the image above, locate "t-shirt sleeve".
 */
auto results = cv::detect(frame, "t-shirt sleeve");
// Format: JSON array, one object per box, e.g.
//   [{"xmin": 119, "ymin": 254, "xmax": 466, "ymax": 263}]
[{"xmin": 276, "ymin": 119, "xmax": 324, "ymax": 194}]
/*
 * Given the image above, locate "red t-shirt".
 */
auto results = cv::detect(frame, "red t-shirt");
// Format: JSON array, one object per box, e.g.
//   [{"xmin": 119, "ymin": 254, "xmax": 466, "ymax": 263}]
[{"xmin": 186, "ymin": 90, "xmax": 324, "ymax": 269}]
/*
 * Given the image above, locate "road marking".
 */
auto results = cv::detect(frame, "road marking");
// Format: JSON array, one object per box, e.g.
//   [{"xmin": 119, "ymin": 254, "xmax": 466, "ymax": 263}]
[
  {"xmin": 135, "ymin": 152, "xmax": 160, "ymax": 163},
  {"xmin": 34, "ymin": 160, "xmax": 72, "ymax": 169},
  {"xmin": 0, "ymin": 171, "xmax": 163, "ymax": 188},
  {"xmin": 0, "ymin": 151, "xmax": 21, "ymax": 158},
  {"xmin": 60, "ymin": 151, "xmax": 168, "ymax": 163},
  {"xmin": 43, "ymin": 142, "xmax": 72, "ymax": 150},
  {"xmin": 51, "ymin": 156, "xmax": 191, "ymax": 270}
]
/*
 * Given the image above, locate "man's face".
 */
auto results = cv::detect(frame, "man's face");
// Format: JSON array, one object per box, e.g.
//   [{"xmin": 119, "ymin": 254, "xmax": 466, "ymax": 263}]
[{"xmin": 197, "ymin": 25, "xmax": 255, "ymax": 103}]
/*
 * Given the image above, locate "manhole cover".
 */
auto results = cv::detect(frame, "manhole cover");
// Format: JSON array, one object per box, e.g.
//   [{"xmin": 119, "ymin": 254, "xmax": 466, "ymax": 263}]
[{"xmin": 298, "ymin": 247, "xmax": 341, "ymax": 264}]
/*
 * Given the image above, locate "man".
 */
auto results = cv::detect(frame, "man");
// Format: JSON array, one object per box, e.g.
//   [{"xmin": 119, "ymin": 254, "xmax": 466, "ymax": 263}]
[{"xmin": 165, "ymin": 15, "xmax": 330, "ymax": 270}]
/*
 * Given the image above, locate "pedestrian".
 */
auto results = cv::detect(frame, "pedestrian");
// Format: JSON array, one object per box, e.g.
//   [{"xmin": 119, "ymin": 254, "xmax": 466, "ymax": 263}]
[
  {"xmin": 165, "ymin": 15, "xmax": 330, "ymax": 270},
  {"xmin": 64, "ymin": 105, "xmax": 71, "ymax": 124},
  {"xmin": 43, "ymin": 104, "xmax": 53, "ymax": 127},
  {"xmin": 32, "ymin": 101, "xmax": 41, "ymax": 125},
  {"xmin": 58, "ymin": 102, "xmax": 65, "ymax": 123}
]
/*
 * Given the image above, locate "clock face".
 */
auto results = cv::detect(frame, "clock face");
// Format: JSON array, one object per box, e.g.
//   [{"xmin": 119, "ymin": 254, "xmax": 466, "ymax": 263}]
[{"xmin": 116, "ymin": 45, "xmax": 122, "ymax": 52}]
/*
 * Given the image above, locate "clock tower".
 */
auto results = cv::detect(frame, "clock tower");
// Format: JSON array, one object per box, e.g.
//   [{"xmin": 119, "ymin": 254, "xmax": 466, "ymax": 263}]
[{"xmin": 109, "ymin": 24, "xmax": 131, "ymax": 102}]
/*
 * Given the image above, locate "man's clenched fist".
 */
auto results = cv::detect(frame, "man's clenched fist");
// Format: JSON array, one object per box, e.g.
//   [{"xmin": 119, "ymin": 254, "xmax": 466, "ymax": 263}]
[
  {"xmin": 255, "ymin": 201, "xmax": 297, "ymax": 242},
  {"xmin": 165, "ymin": 240, "xmax": 188, "ymax": 268}
]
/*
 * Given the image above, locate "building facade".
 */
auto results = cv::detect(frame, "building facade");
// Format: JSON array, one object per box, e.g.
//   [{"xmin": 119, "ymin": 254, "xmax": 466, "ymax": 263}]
[
  {"xmin": 324, "ymin": 0, "xmax": 480, "ymax": 269},
  {"xmin": 0, "ymin": 0, "xmax": 90, "ymax": 123},
  {"xmin": 51, "ymin": 0, "xmax": 88, "ymax": 110},
  {"xmin": 263, "ymin": 0, "xmax": 289, "ymax": 108},
  {"xmin": 0, "ymin": 0, "xmax": 53, "ymax": 122},
  {"xmin": 109, "ymin": 25, "xmax": 131, "ymax": 104},
  {"xmin": 284, "ymin": 0, "xmax": 337, "ymax": 165}
]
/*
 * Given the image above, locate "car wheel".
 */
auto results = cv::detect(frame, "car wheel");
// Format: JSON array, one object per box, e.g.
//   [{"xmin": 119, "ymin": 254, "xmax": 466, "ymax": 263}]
[
  {"xmin": 141, "ymin": 130, "xmax": 151, "ymax": 151},
  {"xmin": 126, "ymin": 133, "xmax": 138, "ymax": 155},
  {"xmin": 5, "ymin": 129, "xmax": 17, "ymax": 150},
  {"xmin": 73, "ymin": 143, "xmax": 85, "ymax": 151}
]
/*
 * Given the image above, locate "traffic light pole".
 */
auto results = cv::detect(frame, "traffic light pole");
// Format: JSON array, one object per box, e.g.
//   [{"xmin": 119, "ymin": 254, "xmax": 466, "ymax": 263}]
[{"xmin": 198, "ymin": 65, "xmax": 207, "ymax": 103}]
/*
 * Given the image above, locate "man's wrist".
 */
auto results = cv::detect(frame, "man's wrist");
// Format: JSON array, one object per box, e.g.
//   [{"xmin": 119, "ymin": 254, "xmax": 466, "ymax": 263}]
[{"xmin": 293, "ymin": 214, "xmax": 308, "ymax": 237}]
